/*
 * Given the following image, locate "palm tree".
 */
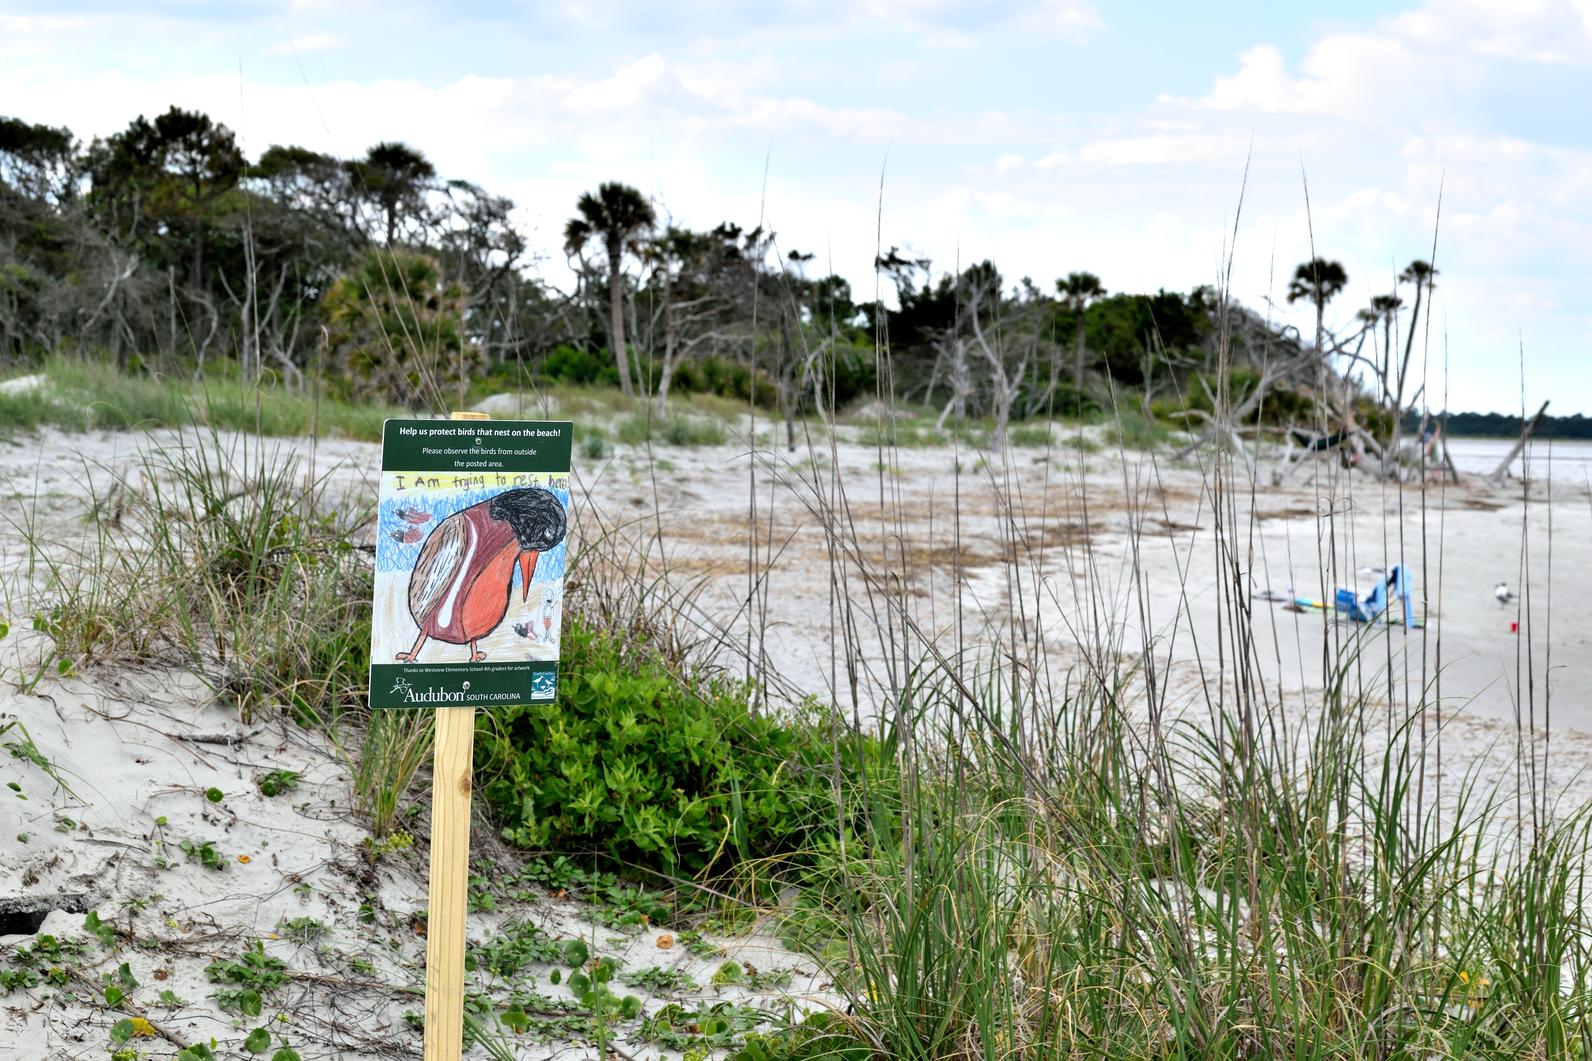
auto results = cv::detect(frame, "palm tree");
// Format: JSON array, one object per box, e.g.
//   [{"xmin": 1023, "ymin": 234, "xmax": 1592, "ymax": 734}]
[
  {"xmin": 1056, "ymin": 271, "xmax": 1106, "ymax": 407},
  {"xmin": 1286, "ymin": 258, "xmax": 1348, "ymax": 353},
  {"xmin": 349, "ymin": 142, "xmax": 435, "ymax": 245},
  {"xmin": 1397, "ymin": 259, "xmax": 1438, "ymax": 369},
  {"xmin": 565, "ymin": 182, "xmax": 655, "ymax": 398},
  {"xmin": 1369, "ymin": 293, "xmax": 1403, "ymax": 400},
  {"xmin": 1388, "ymin": 260, "xmax": 1438, "ymax": 460}
]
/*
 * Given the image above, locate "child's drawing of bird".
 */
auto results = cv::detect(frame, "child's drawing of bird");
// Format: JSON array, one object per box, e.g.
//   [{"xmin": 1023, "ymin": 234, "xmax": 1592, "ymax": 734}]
[{"xmin": 395, "ymin": 487, "xmax": 566, "ymax": 663}]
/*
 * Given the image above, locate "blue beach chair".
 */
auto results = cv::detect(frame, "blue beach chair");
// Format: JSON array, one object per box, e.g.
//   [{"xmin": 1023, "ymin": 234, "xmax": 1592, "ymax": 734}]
[{"xmin": 1332, "ymin": 565, "xmax": 1415, "ymax": 627}]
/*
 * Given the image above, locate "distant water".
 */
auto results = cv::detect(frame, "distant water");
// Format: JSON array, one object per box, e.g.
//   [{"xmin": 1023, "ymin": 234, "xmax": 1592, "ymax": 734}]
[{"xmin": 1444, "ymin": 436, "xmax": 1592, "ymax": 479}]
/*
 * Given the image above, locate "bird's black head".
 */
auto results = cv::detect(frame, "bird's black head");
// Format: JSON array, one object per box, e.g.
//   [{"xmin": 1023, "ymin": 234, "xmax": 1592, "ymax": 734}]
[{"xmin": 488, "ymin": 486, "xmax": 567, "ymax": 552}]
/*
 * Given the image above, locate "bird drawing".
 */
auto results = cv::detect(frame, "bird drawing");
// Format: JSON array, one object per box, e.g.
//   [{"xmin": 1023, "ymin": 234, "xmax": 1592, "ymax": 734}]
[
  {"xmin": 395, "ymin": 486, "xmax": 567, "ymax": 663},
  {"xmin": 1495, "ymin": 582, "xmax": 1517, "ymax": 607}
]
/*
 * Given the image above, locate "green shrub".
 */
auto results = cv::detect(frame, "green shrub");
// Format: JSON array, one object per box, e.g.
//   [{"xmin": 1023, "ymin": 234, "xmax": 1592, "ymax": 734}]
[
  {"xmin": 476, "ymin": 619, "xmax": 885, "ymax": 874},
  {"xmin": 541, "ymin": 345, "xmax": 617, "ymax": 388},
  {"xmin": 663, "ymin": 356, "xmax": 778, "ymax": 408},
  {"xmin": 580, "ymin": 427, "xmax": 610, "ymax": 461},
  {"xmin": 1007, "ymin": 424, "xmax": 1054, "ymax": 448},
  {"xmin": 1046, "ymin": 381, "xmax": 1099, "ymax": 418}
]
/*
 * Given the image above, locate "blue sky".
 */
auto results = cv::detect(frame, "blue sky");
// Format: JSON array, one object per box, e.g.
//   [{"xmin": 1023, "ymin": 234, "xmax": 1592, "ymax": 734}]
[{"xmin": 3, "ymin": 0, "xmax": 1589, "ymax": 413}]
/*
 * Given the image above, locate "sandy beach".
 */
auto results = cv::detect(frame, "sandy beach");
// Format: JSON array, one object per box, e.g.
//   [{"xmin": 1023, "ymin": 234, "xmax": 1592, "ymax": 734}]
[{"xmin": 4, "ymin": 422, "xmax": 1586, "ymax": 726}]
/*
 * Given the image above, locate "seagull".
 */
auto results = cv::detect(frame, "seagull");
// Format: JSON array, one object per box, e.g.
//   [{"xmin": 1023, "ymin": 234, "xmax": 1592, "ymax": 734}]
[{"xmin": 1495, "ymin": 582, "xmax": 1517, "ymax": 607}]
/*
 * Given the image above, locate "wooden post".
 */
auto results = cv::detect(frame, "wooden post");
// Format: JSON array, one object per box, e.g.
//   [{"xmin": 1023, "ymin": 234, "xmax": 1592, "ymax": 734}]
[
  {"xmin": 423, "ymin": 409, "xmax": 490, "ymax": 1061},
  {"xmin": 1488, "ymin": 399, "xmax": 1549, "ymax": 485},
  {"xmin": 423, "ymin": 705, "xmax": 474, "ymax": 1060}
]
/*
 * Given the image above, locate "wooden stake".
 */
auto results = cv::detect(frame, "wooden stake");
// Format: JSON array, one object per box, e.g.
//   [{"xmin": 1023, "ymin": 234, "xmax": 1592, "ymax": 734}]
[
  {"xmin": 424, "ymin": 408, "xmax": 490, "ymax": 1061},
  {"xmin": 423, "ymin": 705, "xmax": 474, "ymax": 1060}
]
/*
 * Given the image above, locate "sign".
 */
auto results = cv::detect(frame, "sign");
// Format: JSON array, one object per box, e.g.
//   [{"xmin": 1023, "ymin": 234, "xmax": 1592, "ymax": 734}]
[{"xmin": 369, "ymin": 418, "xmax": 573, "ymax": 710}]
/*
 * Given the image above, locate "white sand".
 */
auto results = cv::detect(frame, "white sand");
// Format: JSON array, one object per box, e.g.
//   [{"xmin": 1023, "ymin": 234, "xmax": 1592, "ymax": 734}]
[{"xmin": 0, "ymin": 668, "xmax": 833, "ymax": 1059}]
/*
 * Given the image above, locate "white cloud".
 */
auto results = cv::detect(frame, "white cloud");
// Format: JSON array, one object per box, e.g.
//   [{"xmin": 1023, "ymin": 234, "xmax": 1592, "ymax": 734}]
[
  {"xmin": 864, "ymin": 0, "xmax": 1104, "ymax": 42},
  {"xmin": 1078, "ymin": 131, "xmax": 1251, "ymax": 167},
  {"xmin": 268, "ymin": 33, "xmax": 343, "ymax": 54},
  {"xmin": 0, "ymin": 14, "xmax": 88, "ymax": 33},
  {"xmin": 1178, "ymin": 0, "xmax": 1592, "ymax": 125},
  {"xmin": 1, "ymin": 0, "xmax": 1588, "ymax": 410},
  {"xmin": 1392, "ymin": 0, "xmax": 1592, "ymax": 62},
  {"xmin": 1187, "ymin": 39, "xmax": 1425, "ymax": 121}
]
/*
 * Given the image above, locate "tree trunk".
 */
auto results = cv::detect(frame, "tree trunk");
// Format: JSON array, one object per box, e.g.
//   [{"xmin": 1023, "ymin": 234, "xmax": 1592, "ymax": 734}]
[
  {"xmin": 607, "ymin": 238, "xmax": 632, "ymax": 397},
  {"xmin": 1382, "ymin": 317, "xmax": 1393, "ymax": 405},
  {"xmin": 780, "ymin": 319, "xmax": 797, "ymax": 452},
  {"xmin": 1387, "ymin": 282, "xmax": 1424, "ymax": 477},
  {"xmin": 1073, "ymin": 315, "xmax": 1086, "ymax": 413},
  {"xmin": 655, "ymin": 273, "xmax": 676, "ymax": 415},
  {"xmin": 935, "ymin": 338, "xmax": 969, "ymax": 431},
  {"xmin": 193, "ymin": 214, "xmax": 205, "ymax": 300}
]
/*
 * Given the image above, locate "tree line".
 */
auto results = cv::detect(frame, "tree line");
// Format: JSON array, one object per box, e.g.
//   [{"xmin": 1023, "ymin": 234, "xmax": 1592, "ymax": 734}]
[
  {"xmin": 1404, "ymin": 409, "xmax": 1592, "ymax": 440},
  {"xmin": 3, "ymin": 105, "xmax": 1473, "ymax": 448}
]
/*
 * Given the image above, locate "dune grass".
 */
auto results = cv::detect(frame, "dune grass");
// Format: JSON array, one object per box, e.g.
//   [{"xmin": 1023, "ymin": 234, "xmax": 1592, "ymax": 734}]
[
  {"xmin": 0, "ymin": 356, "xmax": 408, "ymax": 441},
  {"xmin": 46, "ymin": 358, "xmax": 405, "ymax": 440},
  {"xmin": 768, "ymin": 659, "xmax": 1592, "ymax": 1060}
]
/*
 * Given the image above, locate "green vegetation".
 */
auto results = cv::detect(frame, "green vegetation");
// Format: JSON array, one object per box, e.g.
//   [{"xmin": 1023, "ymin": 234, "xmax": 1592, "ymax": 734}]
[
  {"xmin": 0, "ymin": 357, "xmax": 404, "ymax": 441},
  {"xmin": 2, "ymin": 104, "xmax": 1436, "ymax": 450},
  {"xmin": 613, "ymin": 411, "xmax": 729, "ymax": 447},
  {"xmin": 254, "ymin": 769, "xmax": 299, "ymax": 797},
  {"xmin": 353, "ymin": 710, "xmax": 432, "ymax": 840},
  {"xmin": 179, "ymin": 837, "xmax": 228, "ymax": 871},
  {"xmin": 323, "ymin": 249, "xmax": 476, "ymax": 408},
  {"xmin": 274, "ymin": 917, "xmax": 326, "ymax": 946},
  {"xmin": 476, "ymin": 617, "xmax": 888, "ymax": 874}
]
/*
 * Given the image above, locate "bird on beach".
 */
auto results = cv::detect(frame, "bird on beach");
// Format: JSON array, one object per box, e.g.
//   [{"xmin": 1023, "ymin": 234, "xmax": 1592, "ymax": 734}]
[
  {"xmin": 1495, "ymin": 582, "xmax": 1517, "ymax": 607},
  {"xmin": 395, "ymin": 487, "xmax": 567, "ymax": 664}
]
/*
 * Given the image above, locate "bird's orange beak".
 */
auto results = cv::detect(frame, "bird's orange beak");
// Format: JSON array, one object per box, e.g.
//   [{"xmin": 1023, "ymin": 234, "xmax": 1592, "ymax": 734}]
[{"xmin": 519, "ymin": 550, "xmax": 538, "ymax": 601}]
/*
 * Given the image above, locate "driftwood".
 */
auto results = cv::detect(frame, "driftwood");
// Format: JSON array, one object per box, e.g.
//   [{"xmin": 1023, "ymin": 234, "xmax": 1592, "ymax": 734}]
[
  {"xmin": 1488, "ymin": 400, "xmax": 1550, "ymax": 484},
  {"xmin": 1438, "ymin": 429, "xmax": 1460, "ymax": 482},
  {"xmin": 1171, "ymin": 347, "xmax": 1317, "ymax": 463}
]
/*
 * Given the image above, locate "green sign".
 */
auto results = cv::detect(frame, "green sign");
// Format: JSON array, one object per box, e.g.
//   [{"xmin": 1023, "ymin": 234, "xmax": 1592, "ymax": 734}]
[{"xmin": 369, "ymin": 419, "xmax": 573, "ymax": 710}]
